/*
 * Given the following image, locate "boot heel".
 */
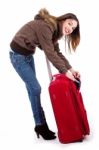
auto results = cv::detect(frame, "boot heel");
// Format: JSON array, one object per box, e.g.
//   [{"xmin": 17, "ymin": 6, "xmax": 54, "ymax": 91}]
[{"xmin": 36, "ymin": 132, "xmax": 40, "ymax": 138}]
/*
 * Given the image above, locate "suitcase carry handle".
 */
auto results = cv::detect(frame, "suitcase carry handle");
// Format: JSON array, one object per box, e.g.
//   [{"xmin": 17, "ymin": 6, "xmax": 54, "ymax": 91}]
[{"xmin": 74, "ymin": 78, "xmax": 81, "ymax": 90}]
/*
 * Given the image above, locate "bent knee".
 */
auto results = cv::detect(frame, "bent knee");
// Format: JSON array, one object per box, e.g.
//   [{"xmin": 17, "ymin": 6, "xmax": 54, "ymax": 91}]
[
  {"xmin": 33, "ymin": 86, "xmax": 41, "ymax": 95},
  {"xmin": 26, "ymin": 81, "xmax": 41, "ymax": 95}
]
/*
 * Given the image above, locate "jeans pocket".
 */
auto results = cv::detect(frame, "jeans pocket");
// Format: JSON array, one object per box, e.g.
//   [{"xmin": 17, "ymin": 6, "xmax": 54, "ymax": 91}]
[{"xmin": 9, "ymin": 51, "xmax": 17, "ymax": 65}]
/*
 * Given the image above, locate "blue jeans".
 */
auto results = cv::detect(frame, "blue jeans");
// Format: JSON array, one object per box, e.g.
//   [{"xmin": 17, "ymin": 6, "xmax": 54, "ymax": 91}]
[{"xmin": 9, "ymin": 51, "xmax": 46, "ymax": 125}]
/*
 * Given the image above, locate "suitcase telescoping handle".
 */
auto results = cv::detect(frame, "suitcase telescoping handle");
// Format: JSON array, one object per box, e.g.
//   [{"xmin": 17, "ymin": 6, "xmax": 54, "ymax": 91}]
[
  {"xmin": 45, "ymin": 56, "xmax": 67, "ymax": 82},
  {"xmin": 45, "ymin": 55, "xmax": 53, "ymax": 81}
]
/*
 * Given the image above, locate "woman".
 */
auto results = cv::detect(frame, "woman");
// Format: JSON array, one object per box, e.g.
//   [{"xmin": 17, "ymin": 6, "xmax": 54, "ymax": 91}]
[{"xmin": 9, "ymin": 8, "xmax": 80, "ymax": 140}]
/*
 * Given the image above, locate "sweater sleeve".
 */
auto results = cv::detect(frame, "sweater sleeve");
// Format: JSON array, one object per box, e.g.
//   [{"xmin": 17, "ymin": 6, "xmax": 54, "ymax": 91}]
[
  {"xmin": 36, "ymin": 23, "xmax": 69, "ymax": 73},
  {"xmin": 54, "ymin": 42, "xmax": 72, "ymax": 70}
]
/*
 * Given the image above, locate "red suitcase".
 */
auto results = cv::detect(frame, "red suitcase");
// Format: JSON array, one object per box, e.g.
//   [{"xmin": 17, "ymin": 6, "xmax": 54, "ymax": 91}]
[{"xmin": 49, "ymin": 74, "xmax": 90, "ymax": 143}]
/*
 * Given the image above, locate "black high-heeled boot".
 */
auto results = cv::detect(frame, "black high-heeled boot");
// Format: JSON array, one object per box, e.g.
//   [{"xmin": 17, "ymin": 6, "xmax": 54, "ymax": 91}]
[{"xmin": 34, "ymin": 124, "xmax": 56, "ymax": 140}]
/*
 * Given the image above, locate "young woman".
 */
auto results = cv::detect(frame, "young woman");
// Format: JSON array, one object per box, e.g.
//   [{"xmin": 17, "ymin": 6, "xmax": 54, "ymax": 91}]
[{"xmin": 9, "ymin": 8, "xmax": 80, "ymax": 140}]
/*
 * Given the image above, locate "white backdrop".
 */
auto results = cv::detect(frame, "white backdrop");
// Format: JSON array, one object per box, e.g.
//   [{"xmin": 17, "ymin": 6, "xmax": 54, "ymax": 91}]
[{"xmin": 0, "ymin": 0, "xmax": 99, "ymax": 150}]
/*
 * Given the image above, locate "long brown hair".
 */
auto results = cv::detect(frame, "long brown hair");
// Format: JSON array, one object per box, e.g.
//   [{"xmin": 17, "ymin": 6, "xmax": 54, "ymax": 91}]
[{"xmin": 57, "ymin": 13, "xmax": 80, "ymax": 52}]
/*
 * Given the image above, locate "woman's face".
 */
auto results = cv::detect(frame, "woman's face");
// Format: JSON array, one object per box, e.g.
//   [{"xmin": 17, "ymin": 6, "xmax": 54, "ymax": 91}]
[{"xmin": 62, "ymin": 19, "xmax": 78, "ymax": 35}]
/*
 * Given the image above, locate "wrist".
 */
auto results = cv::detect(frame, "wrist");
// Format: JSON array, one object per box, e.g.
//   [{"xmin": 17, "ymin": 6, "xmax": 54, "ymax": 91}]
[{"xmin": 69, "ymin": 68, "xmax": 74, "ymax": 73}]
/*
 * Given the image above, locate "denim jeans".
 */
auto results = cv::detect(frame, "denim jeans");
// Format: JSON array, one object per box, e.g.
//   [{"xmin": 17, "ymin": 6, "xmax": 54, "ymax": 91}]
[{"xmin": 9, "ymin": 51, "xmax": 46, "ymax": 125}]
